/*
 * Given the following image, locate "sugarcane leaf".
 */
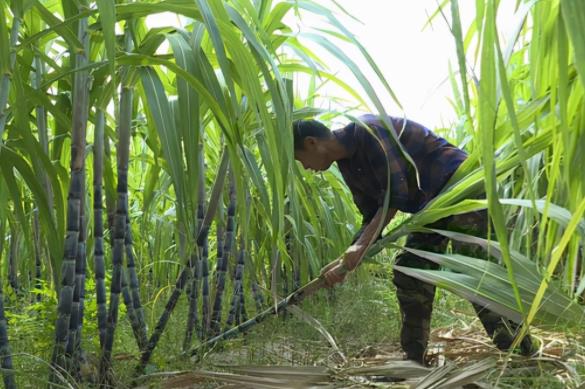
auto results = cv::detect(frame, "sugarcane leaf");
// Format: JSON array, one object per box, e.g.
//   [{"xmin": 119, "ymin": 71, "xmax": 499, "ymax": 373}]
[
  {"xmin": 286, "ymin": 305, "xmax": 346, "ymax": 363},
  {"xmin": 0, "ymin": 146, "xmax": 61, "ymax": 261},
  {"xmin": 398, "ymin": 246, "xmax": 577, "ymax": 319},
  {"xmin": 184, "ymin": 369, "xmax": 321, "ymax": 388},
  {"xmin": 95, "ymin": 0, "xmax": 116, "ymax": 74},
  {"xmin": 20, "ymin": 0, "xmax": 201, "ymax": 50},
  {"xmin": 417, "ymin": 358, "xmax": 495, "ymax": 389},
  {"xmin": 20, "ymin": 84, "xmax": 71, "ymax": 130},
  {"xmin": 0, "ymin": 156, "xmax": 29, "ymax": 245},
  {"xmin": 394, "ymin": 265, "xmax": 524, "ymax": 323},
  {"xmin": 142, "ymin": 162, "xmax": 161, "ymax": 215},
  {"xmin": 264, "ymin": 2, "xmax": 292, "ymax": 35},
  {"xmin": 343, "ymin": 360, "xmax": 430, "ymax": 378},
  {"xmin": 525, "ymin": 197, "xmax": 585, "ymax": 326},
  {"xmin": 194, "ymin": 0, "xmax": 237, "ymax": 110},
  {"xmin": 279, "ymin": 64, "xmax": 368, "ymax": 107},
  {"xmin": 118, "ymin": 53, "xmax": 230, "ymax": 132},
  {"xmin": 167, "ymin": 30, "xmax": 200, "ymax": 222},
  {"xmin": 561, "ymin": 0, "xmax": 585, "ymax": 88},
  {"xmin": 139, "ymin": 67, "xmax": 186, "ymax": 225},
  {"xmin": 295, "ymin": 0, "xmax": 402, "ymax": 109},
  {"xmin": 228, "ymin": 365, "xmax": 329, "ymax": 381},
  {"xmin": 31, "ymin": 0, "xmax": 82, "ymax": 51}
]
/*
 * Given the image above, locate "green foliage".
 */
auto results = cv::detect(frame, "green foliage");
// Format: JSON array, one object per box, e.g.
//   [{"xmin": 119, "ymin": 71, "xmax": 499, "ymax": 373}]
[
  {"xmin": 383, "ymin": 0, "xmax": 585, "ymax": 335},
  {"xmin": 0, "ymin": 0, "xmax": 583, "ymax": 385}
]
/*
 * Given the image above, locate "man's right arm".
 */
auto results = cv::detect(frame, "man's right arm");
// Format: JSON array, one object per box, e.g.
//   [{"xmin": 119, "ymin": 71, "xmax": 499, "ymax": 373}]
[{"xmin": 350, "ymin": 190, "xmax": 378, "ymax": 244}]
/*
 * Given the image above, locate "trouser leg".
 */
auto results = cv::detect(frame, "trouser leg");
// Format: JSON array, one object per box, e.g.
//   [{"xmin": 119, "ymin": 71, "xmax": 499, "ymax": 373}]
[
  {"xmin": 470, "ymin": 303, "xmax": 533, "ymax": 354},
  {"xmin": 393, "ymin": 231, "xmax": 448, "ymax": 363},
  {"xmin": 449, "ymin": 211, "xmax": 536, "ymax": 355}
]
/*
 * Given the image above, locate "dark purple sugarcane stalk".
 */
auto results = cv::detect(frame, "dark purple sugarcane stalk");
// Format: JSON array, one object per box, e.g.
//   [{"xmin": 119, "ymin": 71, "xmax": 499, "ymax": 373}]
[
  {"xmin": 8, "ymin": 229, "xmax": 18, "ymax": 294},
  {"xmin": 50, "ymin": 7, "xmax": 90, "ymax": 380},
  {"xmin": 99, "ymin": 31, "xmax": 135, "ymax": 380},
  {"xmin": 138, "ymin": 150, "xmax": 229, "ymax": 372},
  {"xmin": 251, "ymin": 280, "xmax": 264, "ymax": 312},
  {"xmin": 0, "ymin": 279, "xmax": 15, "ymax": 389},
  {"xmin": 184, "ymin": 147, "xmax": 206, "ymax": 348},
  {"xmin": 190, "ymin": 276, "xmax": 326, "ymax": 356},
  {"xmin": 66, "ymin": 168, "xmax": 87, "ymax": 376},
  {"xmin": 93, "ymin": 109, "xmax": 107, "ymax": 348},
  {"xmin": 124, "ymin": 218, "xmax": 148, "ymax": 350},
  {"xmin": 33, "ymin": 209, "xmax": 42, "ymax": 301},
  {"xmin": 209, "ymin": 169, "xmax": 235, "ymax": 335},
  {"xmin": 225, "ymin": 236, "xmax": 245, "ymax": 329}
]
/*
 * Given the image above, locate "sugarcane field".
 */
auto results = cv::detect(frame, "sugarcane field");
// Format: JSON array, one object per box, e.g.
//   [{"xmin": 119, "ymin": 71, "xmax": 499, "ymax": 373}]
[{"xmin": 1, "ymin": 0, "xmax": 585, "ymax": 388}]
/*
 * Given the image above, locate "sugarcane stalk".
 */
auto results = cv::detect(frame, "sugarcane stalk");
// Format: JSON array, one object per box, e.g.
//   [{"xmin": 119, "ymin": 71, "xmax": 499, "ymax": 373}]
[
  {"xmin": 189, "ymin": 276, "xmax": 326, "ymax": 356},
  {"xmin": 119, "ymin": 219, "xmax": 148, "ymax": 351},
  {"xmin": 197, "ymin": 147, "xmax": 209, "ymax": 339},
  {"xmin": 225, "ymin": 236, "xmax": 245, "ymax": 329},
  {"xmin": 65, "ymin": 7, "xmax": 91, "ymax": 373},
  {"xmin": 200, "ymin": 237, "xmax": 210, "ymax": 338},
  {"xmin": 121, "ymin": 264, "xmax": 144, "ymax": 349},
  {"xmin": 115, "ymin": 31, "xmax": 146, "ymax": 347},
  {"xmin": 116, "ymin": 37, "xmax": 146, "ymax": 351},
  {"xmin": 125, "ymin": 217, "xmax": 148, "ymax": 350},
  {"xmin": 282, "ymin": 263, "xmax": 289, "ymax": 298},
  {"xmin": 100, "ymin": 31, "xmax": 135, "ymax": 379},
  {"xmin": 210, "ymin": 169, "xmax": 235, "ymax": 335},
  {"xmin": 93, "ymin": 109, "xmax": 107, "ymax": 348},
  {"xmin": 33, "ymin": 207, "xmax": 42, "ymax": 302},
  {"xmin": 0, "ymin": 219, "xmax": 14, "ymax": 388},
  {"xmin": 0, "ymin": 278, "xmax": 15, "ymax": 389},
  {"xmin": 66, "ymin": 170, "xmax": 87, "ymax": 376},
  {"xmin": 51, "ymin": 7, "xmax": 89, "ymax": 377},
  {"xmin": 207, "ymin": 202, "xmax": 224, "ymax": 336},
  {"xmin": 237, "ymin": 290, "xmax": 247, "ymax": 324},
  {"xmin": 51, "ymin": 170, "xmax": 83, "ymax": 376},
  {"xmin": 34, "ymin": 51, "xmax": 54, "ymax": 207},
  {"xmin": 138, "ymin": 150, "xmax": 229, "ymax": 372},
  {"xmin": 291, "ymin": 241, "xmax": 300, "ymax": 293},
  {"xmin": 32, "ymin": 50, "xmax": 50, "ymax": 302},
  {"xmin": 73, "ymin": 195, "xmax": 87, "ymax": 362},
  {"xmin": 250, "ymin": 279, "xmax": 264, "ymax": 312},
  {"xmin": 184, "ymin": 146, "xmax": 206, "ymax": 348},
  {"xmin": 183, "ymin": 252, "xmax": 200, "ymax": 350},
  {"xmin": 8, "ymin": 228, "xmax": 18, "ymax": 294},
  {"xmin": 190, "ymin": 208, "xmax": 391, "ymax": 355},
  {"xmin": 100, "ymin": 163, "xmax": 127, "ymax": 380}
]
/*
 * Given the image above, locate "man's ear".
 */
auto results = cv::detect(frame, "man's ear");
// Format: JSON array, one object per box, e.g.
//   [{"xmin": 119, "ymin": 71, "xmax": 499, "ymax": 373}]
[{"xmin": 303, "ymin": 136, "xmax": 318, "ymax": 150}]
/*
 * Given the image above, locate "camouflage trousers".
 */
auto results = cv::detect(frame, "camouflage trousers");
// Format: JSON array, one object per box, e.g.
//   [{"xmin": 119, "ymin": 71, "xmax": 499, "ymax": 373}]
[{"xmin": 392, "ymin": 210, "xmax": 535, "ymax": 363}]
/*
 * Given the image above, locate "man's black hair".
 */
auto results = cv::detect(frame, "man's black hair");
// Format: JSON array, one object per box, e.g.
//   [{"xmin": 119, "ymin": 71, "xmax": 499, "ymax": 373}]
[{"xmin": 292, "ymin": 119, "xmax": 331, "ymax": 150}]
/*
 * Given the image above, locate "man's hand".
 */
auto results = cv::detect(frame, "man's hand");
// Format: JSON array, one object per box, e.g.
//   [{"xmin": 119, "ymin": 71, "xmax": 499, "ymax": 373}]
[
  {"xmin": 320, "ymin": 258, "xmax": 342, "ymax": 274},
  {"xmin": 319, "ymin": 247, "xmax": 361, "ymax": 288},
  {"xmin": 344, "ymin": 243, "xmax": 367, "ymax": 271},
  {"xmin": 319, "ymin": 207, "xmax": 396, "ymax": 288},
  {"xmin": 320, "ymin": 259, "xmax": 348, "ymax": 288}
]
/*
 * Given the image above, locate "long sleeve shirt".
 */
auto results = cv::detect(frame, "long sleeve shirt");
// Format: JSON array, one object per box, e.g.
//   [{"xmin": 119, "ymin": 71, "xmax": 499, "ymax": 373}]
[{"xmin": 334, "ymin": 114, "xmax": 467, "ymax": 227}]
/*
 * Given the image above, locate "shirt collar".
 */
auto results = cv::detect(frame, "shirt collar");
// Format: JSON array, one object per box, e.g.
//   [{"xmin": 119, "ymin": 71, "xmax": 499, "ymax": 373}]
[{"xmin": 333, "ymin": 123, "xmax": 357, "ymax": 158}]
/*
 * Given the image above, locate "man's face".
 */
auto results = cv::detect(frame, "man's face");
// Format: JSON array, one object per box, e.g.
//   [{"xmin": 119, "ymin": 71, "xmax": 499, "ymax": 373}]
[{"xmin": 294, "ymin": 137, "xmax": 333, "ymax": 172}]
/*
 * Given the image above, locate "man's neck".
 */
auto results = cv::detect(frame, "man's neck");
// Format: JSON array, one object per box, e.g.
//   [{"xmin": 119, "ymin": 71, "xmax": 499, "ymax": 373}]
[{"xmin": 326, "ymin": 135, "xmax": 351, "ymax": 161}]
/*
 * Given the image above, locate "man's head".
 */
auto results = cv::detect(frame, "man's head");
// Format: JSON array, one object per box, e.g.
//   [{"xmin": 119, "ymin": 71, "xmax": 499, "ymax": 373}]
[{"xmin": 292, "ymin": 119, "xmax": 335, "ymax": 172}]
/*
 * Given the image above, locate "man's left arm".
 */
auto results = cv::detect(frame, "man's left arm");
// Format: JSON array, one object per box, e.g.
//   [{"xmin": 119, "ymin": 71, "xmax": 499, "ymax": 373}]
[
  {"xmin": 343, "ymin": 206, "xmax": 396, "ymax": 270},
  {"xmin": 321, "ymin": 206, "xmax": 396, "ymax": 287}
]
